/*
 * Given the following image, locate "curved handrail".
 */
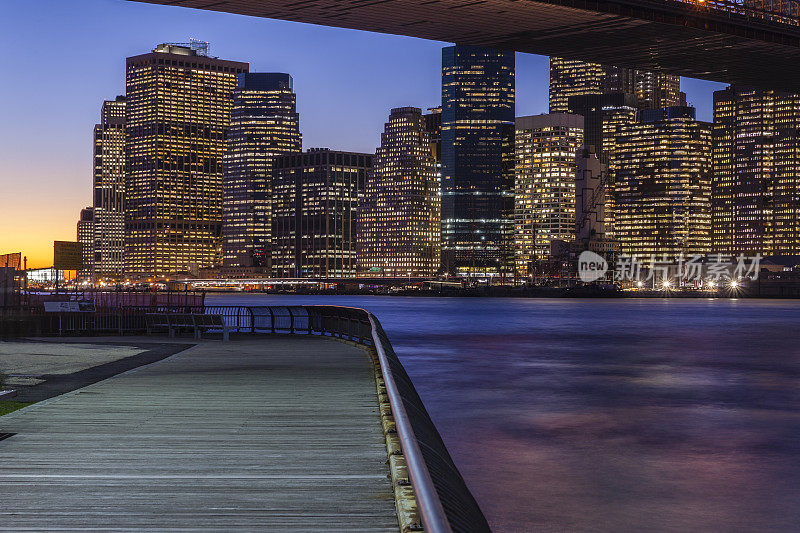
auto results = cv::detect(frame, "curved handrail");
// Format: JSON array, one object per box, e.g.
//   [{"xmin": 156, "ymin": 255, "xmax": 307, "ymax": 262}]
[{"xmin": 368, "ymin": 313, "xmax": 452, "ymax": 533}]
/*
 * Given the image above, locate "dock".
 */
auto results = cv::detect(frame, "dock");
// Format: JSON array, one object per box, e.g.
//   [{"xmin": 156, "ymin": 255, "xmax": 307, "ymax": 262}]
[
  {"xmin": 0, "ymin": 305, "xmax": 491, "ymax": 532},
  {"xmin": 0, "ymin": 336, "xmax": 397, "ymax": 530}
]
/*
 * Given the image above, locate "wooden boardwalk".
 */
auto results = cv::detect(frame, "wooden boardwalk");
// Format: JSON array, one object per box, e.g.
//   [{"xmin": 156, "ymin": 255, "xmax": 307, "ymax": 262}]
[{"xmin": 0, "ymin": 336, "xmax": 397, "ymax": 531}]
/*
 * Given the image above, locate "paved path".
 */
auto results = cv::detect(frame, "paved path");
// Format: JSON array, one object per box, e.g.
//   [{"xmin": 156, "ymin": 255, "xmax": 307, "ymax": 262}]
[{"xmin": 0, "ymin": 336, "xmax": 397, "ymax": 531}]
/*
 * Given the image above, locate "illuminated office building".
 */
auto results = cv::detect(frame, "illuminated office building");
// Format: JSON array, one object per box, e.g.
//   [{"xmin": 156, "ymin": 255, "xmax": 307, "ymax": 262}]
[
  {"xmin": 222, "ymin": 73, "xmax": 301, "ymax": 272},
  {"xmin": 77, "ymin": 207, "xmax": 95, "ymax": 281},
  {"xmin": 610, "ymin": 106, "xmax": 712, "ymax": 258},
  {"xmin": 514, "ymin": 114, "xmax": 584, "ymax": 275},
  {"xmin": 124, "ymin": 42, "xmax": 248, "ymax": 279},
  {"xmin": 91, "ymin": 96, "xmax": 126, "ymax": 281},
  {"xmin": 358, "ymin": 107, "xmax": 440, "ymax": 277},
  {"xmin": 567, "ymin": 94, "xmax": 638, "ymax": 239},
  {"xmin": 272, "ymin": 149, "xmax": 372, "ymax": 278},
  {"xmin": 568, "ymin": 93, "xmax": 638, "ymax": 162},
  {"xmin": 634, "ymin": 70, "xmax": 684, "ymax": 111},
  {"xmin": 550, "ymin": 58, "xmax": 683, "ymax": 113},
  {"xmin": 441, "ymin": 45, "xmax": 515, "ymax": 277},
  {"xmin": 712, "ymin": 86, "xmax": 800, "ymax": 257}
]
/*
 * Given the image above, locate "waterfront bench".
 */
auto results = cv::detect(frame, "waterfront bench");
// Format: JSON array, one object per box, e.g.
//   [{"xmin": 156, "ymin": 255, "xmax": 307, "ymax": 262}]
[
  {"xmin": 0, "ymin": 390, "xmax": 17, "ymax": 401},
  {"xmin": 192, "ymin": 314, "xmax": 229, "ymax": 342},
  {"xmin": 145, "ymin": 313, "xmax": 229, "ymax": 341},
  {"xmin": 145, "ymin": 314, "xmax": 172, "ymax": 336}
]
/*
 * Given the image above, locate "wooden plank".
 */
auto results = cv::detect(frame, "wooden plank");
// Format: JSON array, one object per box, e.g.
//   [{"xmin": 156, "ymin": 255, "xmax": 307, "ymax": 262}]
[{"xmin": 0, "ymin": 336, "xmax": 397, "ymax": 530}]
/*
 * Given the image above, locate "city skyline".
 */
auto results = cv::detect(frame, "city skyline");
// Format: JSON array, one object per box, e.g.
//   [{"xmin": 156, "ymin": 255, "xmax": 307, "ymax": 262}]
[{"xmin": 1, "ymin": 0, "xmax": 725, "ymax": 268}]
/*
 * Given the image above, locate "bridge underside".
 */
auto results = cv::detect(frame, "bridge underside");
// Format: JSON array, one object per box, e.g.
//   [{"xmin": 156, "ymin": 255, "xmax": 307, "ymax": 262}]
[{"xmin": 129, "ymin": 0, "xmax": 800, "ymax": 90}]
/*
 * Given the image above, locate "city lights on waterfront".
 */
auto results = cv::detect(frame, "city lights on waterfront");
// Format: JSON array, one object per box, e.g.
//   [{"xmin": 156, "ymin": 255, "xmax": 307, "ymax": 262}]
[
  {"xmin": 4, "ymin": 1, "xmax": 800, "ymax": 532},
  {"xmin": 3, "ymin": 2, "xmax": 800, "ymax": 289}
]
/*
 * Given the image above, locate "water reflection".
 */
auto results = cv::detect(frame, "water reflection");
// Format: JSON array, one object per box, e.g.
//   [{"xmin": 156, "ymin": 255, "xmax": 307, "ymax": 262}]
[{"xmin": 208, "ymin": 295, "xmax": 800, "ymax": 532}]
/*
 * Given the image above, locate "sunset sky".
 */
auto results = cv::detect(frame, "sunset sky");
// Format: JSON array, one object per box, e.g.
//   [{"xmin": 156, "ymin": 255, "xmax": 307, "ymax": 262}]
[{"xmin": 0, "ymin": 0, "xmax": 725, "ymax": 268}]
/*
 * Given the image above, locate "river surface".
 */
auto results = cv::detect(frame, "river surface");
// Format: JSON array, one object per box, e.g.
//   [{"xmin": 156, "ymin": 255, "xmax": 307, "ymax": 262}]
[{"xmin": 206, "ymin": 294, "xmax": 800, "ymax": 532}]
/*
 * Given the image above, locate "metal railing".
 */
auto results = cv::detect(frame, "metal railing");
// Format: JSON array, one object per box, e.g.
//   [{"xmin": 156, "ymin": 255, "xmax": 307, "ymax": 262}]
[{"xmin": 0, "ymin": 304, "xmax": 489, "ymax": 532}]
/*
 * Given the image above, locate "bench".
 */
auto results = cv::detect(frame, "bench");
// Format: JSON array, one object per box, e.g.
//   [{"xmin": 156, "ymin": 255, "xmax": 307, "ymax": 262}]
[
  {"xmin": 0, "ymin": 390, "xmax": 17, "ymax": 401},
  {"xmin": 145, "ymin": 314, "xmax": 229, "ymax": 341},
  {"xmin": 192, "ymin": 314, "xmax": 229, "ymax": 342},
  {"xmin": 145, "ymin": 313, "xmax": 172, "ymax": 336}
]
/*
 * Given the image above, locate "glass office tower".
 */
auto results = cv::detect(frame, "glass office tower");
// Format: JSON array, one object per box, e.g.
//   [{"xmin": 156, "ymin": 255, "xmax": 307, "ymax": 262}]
[
  {"xmin": 222, "ymin": 73, "xmax": 301, "ymax": 272},
  {"xmin": 441, "ymin": 45, "xmax": 515, "ymax": 277}
]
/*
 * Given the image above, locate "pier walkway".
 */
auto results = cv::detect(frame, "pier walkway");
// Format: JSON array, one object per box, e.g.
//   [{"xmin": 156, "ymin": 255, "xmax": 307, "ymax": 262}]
[{"xmin": 0, "ymin": 336, "xmax": 397, "ymax": 530}]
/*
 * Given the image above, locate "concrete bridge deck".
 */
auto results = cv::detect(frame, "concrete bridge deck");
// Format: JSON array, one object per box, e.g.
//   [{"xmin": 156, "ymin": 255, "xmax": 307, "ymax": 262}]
[{"xmin": 0, "ymin": 336, "xmax": 398, "ymax": 531}]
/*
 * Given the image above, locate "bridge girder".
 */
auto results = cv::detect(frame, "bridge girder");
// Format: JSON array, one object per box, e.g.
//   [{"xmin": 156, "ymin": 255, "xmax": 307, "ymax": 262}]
[{"xmin": 128, "ymin": 0, "xmax": 800, "ymax": 90}]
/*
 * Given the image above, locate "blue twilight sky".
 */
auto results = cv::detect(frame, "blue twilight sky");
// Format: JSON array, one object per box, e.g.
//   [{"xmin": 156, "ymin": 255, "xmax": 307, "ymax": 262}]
[{"xmin": 0, "ymin": 0, "xmax": 725, "ymax": 266}]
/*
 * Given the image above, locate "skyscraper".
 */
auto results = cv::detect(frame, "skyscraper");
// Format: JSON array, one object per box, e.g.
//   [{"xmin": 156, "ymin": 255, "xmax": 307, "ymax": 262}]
[
  {"xmin": 92, "ymin": 96, "xmax": 126, "ymax": 281},
  {"xmin": 272, "ymin": 149, "xmax": 372, "ymax": 278},
  {"xmin": 566, "ymin": 93, "xmax": 639, "ymax": 241},
  {"xmin": 514, "ymin": 114, "xmax": 584, "ymax": 276},
  {"xmin": 712, "ymin": 86, "xmax": 800, "ymax": 257},
  {"xmin": 124, "ymin": 42, "xmax": 248, "ymax": 279},
  {"xmin": 567, "ymin": 93, "xmax": 638, "ymax": 162},
  {"xmin": 358, "ymin": 107, "xmax": 440, "ymax": 277},
  {"xmin": 77, "ymin": 207, "xmax": 95, "ymax": 282},
  {"xmin": 441, "ymin": 45, "xmax": 515, "ymax": 277},
  {"xmin": 550, "ymin": 58, "xmax": 683, "ymax": 113},
  {"xmin": 610, "ymin": 106, "xmax": 712, "ymax": 258},
  {"xmin": 222, "ymin": 73, "xmax": 301, "ymax": 273},
  {"xmin": 633, "ymin": 70, "xmax": 684, "ymax": 111}
]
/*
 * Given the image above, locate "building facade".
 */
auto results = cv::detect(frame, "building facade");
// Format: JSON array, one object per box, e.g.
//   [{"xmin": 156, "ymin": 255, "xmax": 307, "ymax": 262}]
[
  {"xmin": 77, "ymin": 207, "xmax": 95, "ymax": 281},
  {"xmin": 575, "ymin": 146, "xmax": 610, "ymax": 249},
  {"xmin": 222, "ymin": 73, "xmax": 301, "ymax": 272},
  {"xmin": 550, "ymin": 58, "xmax": 683, "ymax": 113},
  {"xmin": 712, "ymin": 86, "xmax": 800, "ymax": 257},
  {"xmin": 610, "ymin": 106, "xmax": 712, "ymax": 259},
  {"xmin": 514, "ymin": 114, "xmax": 584, "ymax": 275},
  {"xmin": 441, "ymin": 45, "xmax": 515, "ymax": 277},
  {"xmin": 124, "ymin": 42, "xmax": 248, "ymax": 279},
  {"xmin": 358, "ymin": 107, "xmax": 440, "ymax": 277},
  {"xmin": 91, "ymin": 96, "xmax": 126, "ymax": 281},
  {"xmin": 272, "ymin": 149, "xmax": 372, "ymax": 278}
]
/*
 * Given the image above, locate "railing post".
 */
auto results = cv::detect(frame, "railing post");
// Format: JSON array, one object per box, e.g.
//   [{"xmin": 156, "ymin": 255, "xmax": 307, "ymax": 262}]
[
  {"xmin": 249, "ymin": 307, "xmax": 255, "ymax": 333},
  {"xmin": 270, "ymin": 307, "xmax": 275, "ymax": 334},
  {"xmin": 288, "ymin": 307, "xmax": 295, "ymax": 334}
]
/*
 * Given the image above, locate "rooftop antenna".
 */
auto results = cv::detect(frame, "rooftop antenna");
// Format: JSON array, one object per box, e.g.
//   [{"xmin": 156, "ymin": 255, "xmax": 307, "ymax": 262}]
[{"xmin": 189, "ymin": 39, "xmax": 210, "ymax": 57}]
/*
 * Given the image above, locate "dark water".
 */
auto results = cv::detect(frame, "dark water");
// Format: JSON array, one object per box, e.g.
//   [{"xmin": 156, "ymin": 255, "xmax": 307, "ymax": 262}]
[{"xmin": 207, "ymin": 294, "xmax": 800, "ymax": 532}]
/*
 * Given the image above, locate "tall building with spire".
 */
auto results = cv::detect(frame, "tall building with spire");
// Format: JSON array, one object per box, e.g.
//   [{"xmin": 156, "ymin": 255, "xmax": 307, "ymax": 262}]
[
  {"xmin": 358, "ymin": 107, "xmax": 440, "ymax": 277},
  {"xmin": 124, "ymin": 42, "xmax": 248, "ymax": 279},
  {"xmin": 222, "ymin": 73, "xmax": 301, "ymax": 273},
  {"xmin": 441, "ymin": 45, "xmax": 515, "ymax": 277},
  {"xmin": 91, "ymin": 96, "xmax": 126, "ymax": 281}
]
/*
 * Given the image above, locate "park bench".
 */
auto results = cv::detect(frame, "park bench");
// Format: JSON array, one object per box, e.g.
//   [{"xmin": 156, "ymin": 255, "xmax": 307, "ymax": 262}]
[
  {"xmin": 145, "ymin": 313, "xmax": 229, "ymax": 341},
  {"xmin": 192, "ymin": 314, "xmax": 229, "ymax": 342},
  {"xmin": 0, "ymin": 390, "xmax": 17, "ymax": 401}
]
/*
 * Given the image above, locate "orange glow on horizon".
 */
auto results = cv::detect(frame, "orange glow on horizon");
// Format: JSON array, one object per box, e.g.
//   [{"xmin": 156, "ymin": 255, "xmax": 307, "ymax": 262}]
[{"xmin": 0, "ymin": 195, "xmax": 87, "ymax": 270}]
